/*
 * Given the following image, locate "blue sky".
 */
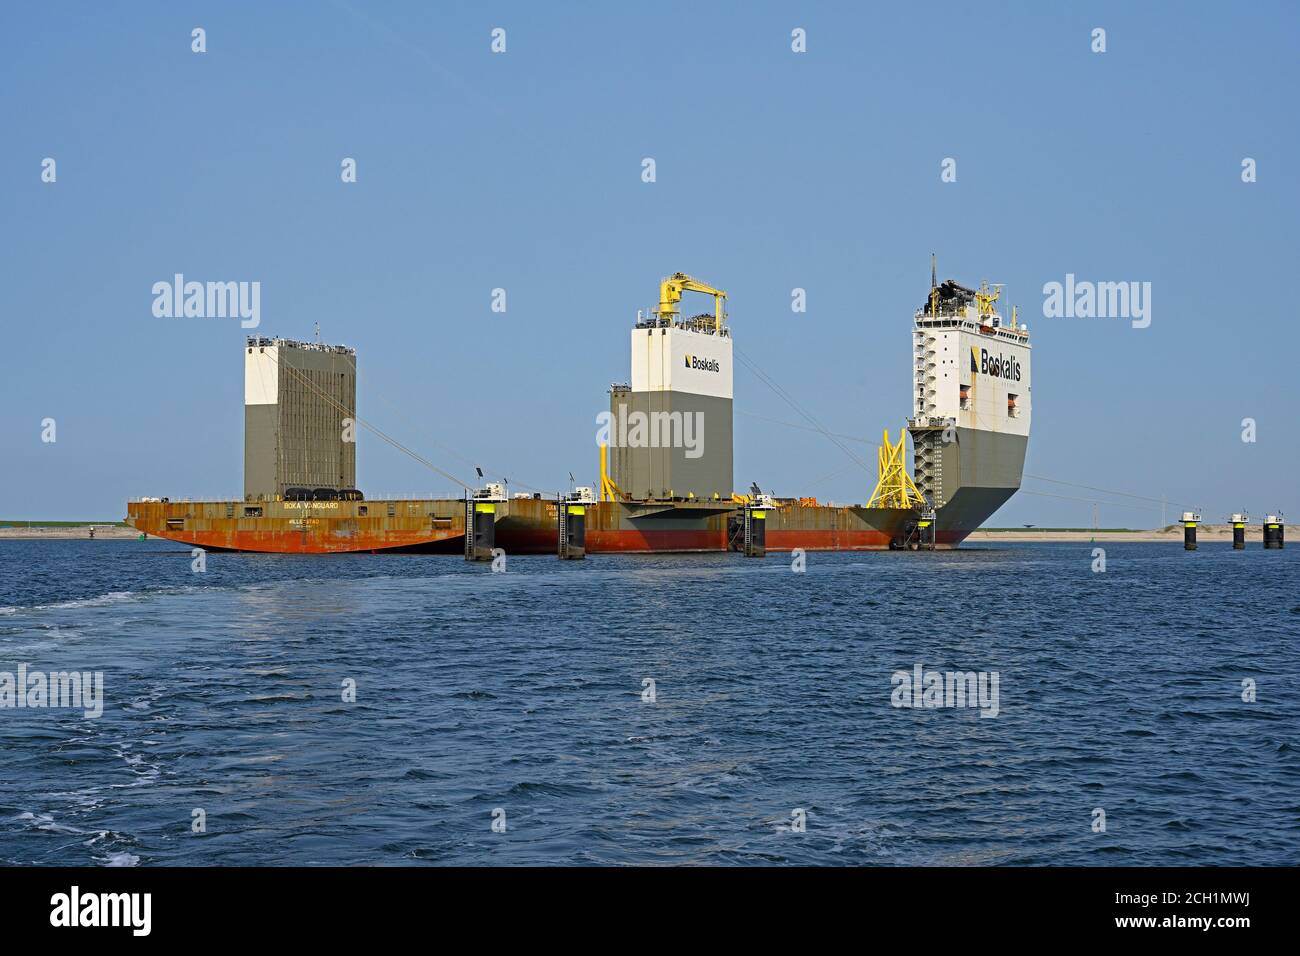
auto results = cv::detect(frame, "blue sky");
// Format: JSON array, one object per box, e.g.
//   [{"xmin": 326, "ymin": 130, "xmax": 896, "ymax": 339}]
[{"xmin": 2, "ymin": 1, "xmax": 1296, "ymax": 526}]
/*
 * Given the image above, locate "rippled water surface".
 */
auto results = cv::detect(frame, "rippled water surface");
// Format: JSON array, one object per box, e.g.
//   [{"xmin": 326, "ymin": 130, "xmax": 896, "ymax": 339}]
[{"xmin": 1, "ymin": 539, "xmax": 1296, "ymax": 866}]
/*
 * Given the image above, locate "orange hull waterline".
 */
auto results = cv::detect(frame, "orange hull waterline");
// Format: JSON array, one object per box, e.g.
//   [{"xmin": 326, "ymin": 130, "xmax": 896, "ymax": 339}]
[{"xmin": 168, "ymin": 529, "xmax": 463, "ymax": 554}]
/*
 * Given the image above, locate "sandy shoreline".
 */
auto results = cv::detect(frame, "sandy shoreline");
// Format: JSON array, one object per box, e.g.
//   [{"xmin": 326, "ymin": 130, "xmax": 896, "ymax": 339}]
[
  {"xmin": 967, "ymin": 525, "xmax": 1295, "ymax": 543},
  {"xmin": 0, "ymin": 525, "xmax": 139, "ymax": 539}
]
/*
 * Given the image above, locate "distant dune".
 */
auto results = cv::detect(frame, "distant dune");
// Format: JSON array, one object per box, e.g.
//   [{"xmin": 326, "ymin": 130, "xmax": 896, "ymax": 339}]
[
  {"xmin": 0, "ymin": 523, "xmax": 136, "ymax": 539},
  {"xmin": 969, "ymin": 524, "xmax": 1296, "ymax": 542}
]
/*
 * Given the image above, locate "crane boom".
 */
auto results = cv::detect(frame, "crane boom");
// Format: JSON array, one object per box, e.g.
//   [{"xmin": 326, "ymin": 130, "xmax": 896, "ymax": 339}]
[{"xmin": 655, "ymin": 272, "xmax": 727, "ymax": 333}]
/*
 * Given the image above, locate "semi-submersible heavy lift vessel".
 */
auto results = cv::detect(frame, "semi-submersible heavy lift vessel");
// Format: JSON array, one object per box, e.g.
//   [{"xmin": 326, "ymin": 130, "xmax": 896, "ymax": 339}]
[{"xmin": 126, "ymin": 266, "xmax": 1032, "ymax": 555}]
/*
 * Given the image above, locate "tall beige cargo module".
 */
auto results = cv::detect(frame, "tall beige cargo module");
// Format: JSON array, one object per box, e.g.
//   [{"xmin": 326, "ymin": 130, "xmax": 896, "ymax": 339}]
[{"xmin": 243, "ymin": 336, "xmax": 357, "ymax": 500}]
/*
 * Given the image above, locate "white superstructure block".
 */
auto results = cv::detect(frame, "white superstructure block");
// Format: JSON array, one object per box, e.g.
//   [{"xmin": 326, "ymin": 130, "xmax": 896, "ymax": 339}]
[
  {"xmin": 244, "ymin": 346, "xmax": 280, "ymax": 406},
  {"xmin": 631, "ymin": 326, "xmax": 733, "ymax": 400}
]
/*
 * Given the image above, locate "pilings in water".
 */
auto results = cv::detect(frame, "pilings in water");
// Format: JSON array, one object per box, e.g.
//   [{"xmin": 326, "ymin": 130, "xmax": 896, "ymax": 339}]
[
  {"xmin": 1182, "ymin": 511, "xmax": 1200, "ymax": 551},
  {"xmin": 557, "ymin": 496, "xmax": 588, "ymax": 560},
  {"xmin": 1231, "ymin": 513, "xmax": 1248, "ymax": 550},
  {"xmin": 742, "ymin": 504, "xmax": 766, "ymax": 558},
  {"xmin": 465, "ymin": 494, "xmax": 499, "ymax": 561},
  {"xmin": 1263, "ymin": 515, "xmax": 1285, "ymax": 550},
  {"xmin": 918, "ymin": 511, "xmax": 936, "ymax": 551}
]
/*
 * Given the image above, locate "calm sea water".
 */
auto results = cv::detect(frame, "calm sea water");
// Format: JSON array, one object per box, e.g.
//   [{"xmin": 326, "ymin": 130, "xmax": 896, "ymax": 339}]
[{"xmin": 1, "ymin": 538, "xmax": 1296, "ymax": 866}]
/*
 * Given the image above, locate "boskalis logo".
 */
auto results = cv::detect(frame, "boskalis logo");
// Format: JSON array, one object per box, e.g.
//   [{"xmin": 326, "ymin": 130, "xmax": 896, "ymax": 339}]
[
  {"xmin": 684, "ymin": 353, "xmax": 720, "ymax": 373},
  {"xmin": 970, "ymin": 346, "xmax": 1021, "ymax": 382}
]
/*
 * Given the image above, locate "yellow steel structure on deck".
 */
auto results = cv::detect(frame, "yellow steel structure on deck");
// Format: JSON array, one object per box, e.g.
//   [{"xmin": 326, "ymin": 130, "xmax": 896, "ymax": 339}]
[
  {"xmin": 598, "ymin": 442, "xmax": 626, "ymax": 502},
  {"xmin": 656, "ymin": 272, "xmax": 727, "ymax": 333},
  {"xmin": 974, "ymin": 279, "xmax": 1002, "ymax": 320},
  {"xmin": 867, "ymin": 428, "xmax": 926, "ymax": 509}
]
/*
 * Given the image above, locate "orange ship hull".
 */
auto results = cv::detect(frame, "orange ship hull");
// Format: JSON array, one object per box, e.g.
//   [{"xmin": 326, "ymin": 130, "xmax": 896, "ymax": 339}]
[
  {"xmin": 765, "ymin": 528, "xmax": 896, "ymax": 551},
  {"xmin": 126, "ymin": 498, "xmax": 468, "ymax": 554},
  {"xmin": 126, "ymin": 497, "xmax": 934, "ymax": 555},
  {"xmin": 496, "ymin": 498, "xmax": 731, "ymax": 553},
  {"xmin": 156, "ymin": 528, "xmax": 464, "ymax": 554}
]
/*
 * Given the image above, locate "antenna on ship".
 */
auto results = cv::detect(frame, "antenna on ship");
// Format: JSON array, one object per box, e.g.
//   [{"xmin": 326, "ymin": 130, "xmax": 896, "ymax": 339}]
[
  {"xmin": 929, "ymin": 253, "xmax": 940, "ymax": 316},
  {"xmin": 314, "ymin": 321, "xmax": 320, "ymax": 344}
]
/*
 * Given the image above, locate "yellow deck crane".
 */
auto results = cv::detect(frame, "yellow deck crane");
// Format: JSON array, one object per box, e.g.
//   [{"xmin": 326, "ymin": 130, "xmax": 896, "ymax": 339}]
[
  {"xmin": 655, "ymin": 272, "xmax": 728, "ymax": 333},
  {"xmin": 974, "ymin": 279, "xmax": 1003, "ymax": 321}
]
